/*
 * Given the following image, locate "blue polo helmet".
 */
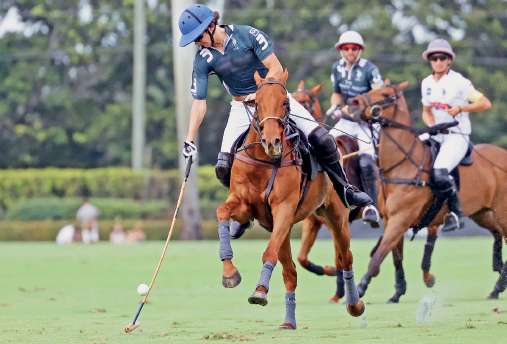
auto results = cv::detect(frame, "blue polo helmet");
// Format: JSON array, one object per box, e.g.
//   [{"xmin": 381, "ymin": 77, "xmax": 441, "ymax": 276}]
[{"xmin": 179, "ymin": 4, "xmax": 215, "ymax": 47}]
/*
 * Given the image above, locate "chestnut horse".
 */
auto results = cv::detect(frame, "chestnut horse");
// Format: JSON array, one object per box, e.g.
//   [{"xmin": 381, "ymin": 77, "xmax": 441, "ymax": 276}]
[
  {"xmin": 292, "ymin": 80, "xmax": 442, "ymax": 304},
  {"xmin": 216, "ymin": 70, "xmax": 364, "ymax": 330},
  {"xmin": 348, "ymin": 81, "xmax": 507, "ymax": 300}
]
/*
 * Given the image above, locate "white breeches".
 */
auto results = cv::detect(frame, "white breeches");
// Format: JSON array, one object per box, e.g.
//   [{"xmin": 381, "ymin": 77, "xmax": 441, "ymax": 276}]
[
  {"xmin": 433, "ymin": 133, "xmax": 469, "ymax": 171},
  {"xmin": 220, "ymin": 93, "xmax": 319, "ymax": 152},
  {"xmin": 332, "ymin": 119, "xmax": 377, "ymax": 158}
]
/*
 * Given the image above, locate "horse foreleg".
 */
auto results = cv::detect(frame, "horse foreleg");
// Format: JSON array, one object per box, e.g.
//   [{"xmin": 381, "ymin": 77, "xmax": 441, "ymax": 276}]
[
  {"xmin": 323, "ymin": 196, "xmax": 364, "ymax": 317},
  {"xmin": 359, "ymin": 215, "xmax": 408, "ymax": 297},
  {"xmin": 216, "ymin": 199, "xmax": 250, "ymax": 288},
  {"xmin": 387, "ymin": 237, "xmax": 406, "ymax": 304},
  {"xmin": 278, "ymin": 234, "xmax": 298, "ymax": 330},
  {"xmin": 249, "ymin": 201, "xmax": 296, "ymax": 307},
  {"xmin": 422, "ymin": 226, "xmax": 438, "ymax": 288}
]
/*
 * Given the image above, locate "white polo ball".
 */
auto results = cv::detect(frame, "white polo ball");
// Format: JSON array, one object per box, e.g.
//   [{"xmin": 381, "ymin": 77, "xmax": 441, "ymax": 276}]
[{"xmin": 137, "ymin": 284, "xmax": 149, "ymax": 296}]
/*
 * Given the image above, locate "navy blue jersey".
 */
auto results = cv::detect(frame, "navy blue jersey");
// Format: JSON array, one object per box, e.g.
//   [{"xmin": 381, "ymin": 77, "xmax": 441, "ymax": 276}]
[
  {"xmin": 331, "ymin": 58, "xmax": 383, "ymax": 104},
  {"xmin": 191, "ymin": 25, "xmax": 274, "ymax": 99}
]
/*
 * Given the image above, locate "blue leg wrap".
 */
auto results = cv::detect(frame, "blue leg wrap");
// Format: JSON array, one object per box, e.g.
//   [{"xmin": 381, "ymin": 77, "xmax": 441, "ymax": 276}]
[
  {"xmin": 218, "ymin": 221, "xmax": 233, "ymax": 261},
  {"xmin": 421, "ymin": 234, "xmax": 437, "ymax": 272},
  {"xmin": 343, "ymin": 268, "xmax": 359, "ymax": 306},
  {"xmin": 284, "ymin": 292, "xmax": 297, "ymax": 329},
  {"xmin": 336, "ymin": 269, "xmax": 345, "ymax": 298},
  {"xmin": 256, "ymin": 261, "xmax": 275, "ymax": 292},
  {"xmin": 305, "ymin": 261, "xmax": 325, "ymax": 276}
]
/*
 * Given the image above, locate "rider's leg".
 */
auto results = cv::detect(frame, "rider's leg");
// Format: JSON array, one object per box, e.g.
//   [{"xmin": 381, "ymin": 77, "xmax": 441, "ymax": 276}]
[
  {"xmin": 217, "ymin": 100, "xmax": 255, "ymax": 238},
  {"xmin": 288, "ymin": 94, "xmax": 371, "ymax": 209},
  {"xmin": 433, "ymin": 134, "xmax": 469, "ymax": 231},
  {"xmin": 359, "ymin": 154, "xmax": 380, "ymax": 228}
]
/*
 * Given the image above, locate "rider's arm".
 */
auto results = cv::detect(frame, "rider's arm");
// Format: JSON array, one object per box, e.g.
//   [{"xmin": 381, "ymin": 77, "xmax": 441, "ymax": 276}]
[
  {"xmin": 330, "ymin": 93, "xmax": 342, "ymax": 107},
  {"xmin": 186, "ymin": 99, "xmax": 207, "ymax": 142},
  {"xmin": 422, "ymin": 106, "xmax": 435, "ymax": 126},
  {"xmin": 445, "ymin": 95, "xmax": 491, "ymax": 117},
  {"xmin": 261, "ymin": 53, "xmax": 283, "ymax": 80}
]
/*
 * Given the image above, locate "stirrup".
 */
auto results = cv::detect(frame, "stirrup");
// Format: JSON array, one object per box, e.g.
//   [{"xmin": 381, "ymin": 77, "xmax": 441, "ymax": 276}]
[
  {"xmin": 441, "ymin": 212, "xmax": 463, "ymax": 232},
  {"xmin": 362, "ymin": 205, "xmax": 380, "ymax": 228},
  {"xmin": 343, "ymin": 185, "xmax": 357, "ymax": 211}
]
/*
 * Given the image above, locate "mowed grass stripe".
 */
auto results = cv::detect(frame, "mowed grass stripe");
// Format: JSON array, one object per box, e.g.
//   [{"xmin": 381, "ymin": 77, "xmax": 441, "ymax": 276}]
[{"xmin": 1, "ymin": 238, "xmax": 507, "ymax": 343}]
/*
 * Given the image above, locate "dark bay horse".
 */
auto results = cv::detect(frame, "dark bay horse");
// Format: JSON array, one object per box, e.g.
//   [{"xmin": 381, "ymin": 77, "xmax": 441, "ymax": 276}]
[
  {"xmin": 216, "ymin": 70, "xmax": 364, "ymax": 330},
  {"xmin": 292, "ymin": 80, "xmax": 441, "ymax": 304},
  {"xmin": 348, "ymin": 81, "xmax": 507, "ymax": 300}
]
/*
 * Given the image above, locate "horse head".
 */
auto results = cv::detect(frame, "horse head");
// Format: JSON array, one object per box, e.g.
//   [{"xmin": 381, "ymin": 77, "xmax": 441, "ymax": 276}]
[
  {"xmin": 253, "ymin": 69, "xmax": 290, "ymax": 158},
  {"xmin": 348, "ymin": 81, "xmax": 409, "ymax": 123},
  {"xmin": 291, "ymin": 80, "xmax": 324, "ymax": 119}
]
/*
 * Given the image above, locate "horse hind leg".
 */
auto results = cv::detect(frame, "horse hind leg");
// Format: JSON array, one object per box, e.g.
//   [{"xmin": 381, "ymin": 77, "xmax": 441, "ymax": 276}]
[
  {"xmin": 422, "ymin": 226, "xmax": 438, "ymax": 288},
  {"xmin": 216, "ymin": 200, "xmax": 250, "ymax": 288},
  {"xmin": 298, "ymin": 216, "xmax": 335, "ymax": 276},
  {"xmin": 470, "ymin": 210, "xmax": 504, "ymax": 273}
]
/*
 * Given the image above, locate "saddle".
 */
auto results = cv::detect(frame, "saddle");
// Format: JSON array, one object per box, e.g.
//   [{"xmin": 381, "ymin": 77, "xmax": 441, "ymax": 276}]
[
  {"xmin": 410, "ymin": 138, "xmax": 474, "ymax": 238},
  {"xmin": 230, "ymin": 121, "xmax": 321, "ymax": 231}
]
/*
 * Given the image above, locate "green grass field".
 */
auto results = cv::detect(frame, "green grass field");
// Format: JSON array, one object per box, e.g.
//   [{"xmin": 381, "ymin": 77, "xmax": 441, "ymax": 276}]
[{"xmin": 1, "ymin": 238, "xmax": 507, "ymax": 343}]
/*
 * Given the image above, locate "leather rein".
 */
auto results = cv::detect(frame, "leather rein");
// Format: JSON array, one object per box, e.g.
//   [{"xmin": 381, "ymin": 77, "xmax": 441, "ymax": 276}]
[{"xmin": 237, "ymin": 81, "xmax": 309, "ymax": 223}]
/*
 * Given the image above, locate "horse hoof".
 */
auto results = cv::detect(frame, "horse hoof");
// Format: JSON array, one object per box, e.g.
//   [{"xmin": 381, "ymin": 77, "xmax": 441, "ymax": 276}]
[
  {"xmin": 328, "ymin": 296, "xmax": 340, "ymax": 304},
  {"xmin": 248, "ymin": 291, "xmax": 268, "ymax": 306},
  {"xmin": 487, "ymin": 290, "xmax": 500, "ymax": 299},
  {"xmin": 324, "ymin": 265, "xmax": 337, "ymax": 276},
  {"xmin": 278, "ymin": 323, "xmax": 295, "ymax": 330},
  {"xmin": 222, "ymin": 270, "xmax": 241, "ymax": 288},
  {"xmin": 424, "ymin": 276, "xmax": 436, "ymax": 288},
  {"xmin": 346, "ymin": 300, "xmax": 365, "ymax": 317}
]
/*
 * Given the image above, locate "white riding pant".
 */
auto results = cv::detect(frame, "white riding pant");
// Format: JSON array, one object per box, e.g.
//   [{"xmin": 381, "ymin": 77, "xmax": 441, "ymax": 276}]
[
  {"xmin": 331, "ymin": 119, "xmax": 377, "ymax": 158},
  {"xmin": 220, "ymin": 93, "xmax": 319, "ymax": 152},
  {"xmin": 433, "ymin": 133, "xmax": 469, "ymax": 172}
]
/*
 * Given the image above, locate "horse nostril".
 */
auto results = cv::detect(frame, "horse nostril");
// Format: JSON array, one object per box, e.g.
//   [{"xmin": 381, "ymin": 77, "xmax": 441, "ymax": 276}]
[
  {"xmin": 274, "ymin": 138, "xmax": 281, "ymax": 147},
  {"xmin": 261, "ymin": 138, "xmax": 267, "ymax": 147}
]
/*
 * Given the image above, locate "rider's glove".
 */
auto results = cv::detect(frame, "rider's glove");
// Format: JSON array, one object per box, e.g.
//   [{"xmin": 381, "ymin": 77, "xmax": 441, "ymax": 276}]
[
  {"xmin": 326, "ymin": 105, "xmax": 342, "ymax": 120},
  {"xmin": 182, "ymin": 141, "xmax": 197, "ymax": 163}
]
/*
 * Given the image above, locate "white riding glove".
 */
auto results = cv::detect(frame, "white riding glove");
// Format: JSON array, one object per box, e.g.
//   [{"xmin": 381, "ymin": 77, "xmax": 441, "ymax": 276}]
[
  {"xmin": 182, "ymin": 141, "xmax": 197, "ymax": 163},
  {"xmin": 326, "ymin": 105, "xmax": 342, "ymax": 120}
]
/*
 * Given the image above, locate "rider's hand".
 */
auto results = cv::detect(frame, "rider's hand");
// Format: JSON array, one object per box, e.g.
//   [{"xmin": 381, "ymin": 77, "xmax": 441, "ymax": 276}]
[
  {"xmin": 326, "ymin": 105, "xmax": 342, "ymax": 120},
  {"xmin": 243, "ymin": 93, "xmax": 257, "ymax": 103},
  {"xmin": 444, "ymin": 105, "xmax": 461, "ymax": 117},
  {"xmin": 182, "ymin": 141, "xmax": 197, "ymax": 163}
]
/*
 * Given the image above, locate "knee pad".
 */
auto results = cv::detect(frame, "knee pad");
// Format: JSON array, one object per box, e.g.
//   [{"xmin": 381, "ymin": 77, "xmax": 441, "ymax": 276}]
[
  {"xmin": 308, "ymin": 127, "xmax": 340, "ymax": 164},
  {"xmin": 431, "ymin": 168, "xmax": 454, "ymax": 198},
  {"xmin": 215, "ymin": 152, "xmax": 234, "ymax": 188}
]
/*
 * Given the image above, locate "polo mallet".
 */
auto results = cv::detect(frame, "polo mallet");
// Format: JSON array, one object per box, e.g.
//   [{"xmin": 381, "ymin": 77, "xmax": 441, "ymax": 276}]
[
  {"xmin": 124, "ymin": 158, "xmax": 194, "ymax": 333},
  {"xmin": 342, "ymin": 144, "xmax": 379, "ymax": 160}
]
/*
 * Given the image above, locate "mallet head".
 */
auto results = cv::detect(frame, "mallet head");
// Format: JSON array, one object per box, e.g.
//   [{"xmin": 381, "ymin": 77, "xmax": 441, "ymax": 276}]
[{"xmin": 124, "ymin": 321, "xmax": 140, "ymax": 333}]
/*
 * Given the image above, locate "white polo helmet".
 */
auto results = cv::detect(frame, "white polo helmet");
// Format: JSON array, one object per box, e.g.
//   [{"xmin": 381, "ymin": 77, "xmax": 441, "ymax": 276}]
[
  {"xmin": 334, "ymin": 31, "xmax": 365, "ymax": 50},
  {"xmin": 422, "ymin": 39, "xmax": 455, "ymax": 60}
]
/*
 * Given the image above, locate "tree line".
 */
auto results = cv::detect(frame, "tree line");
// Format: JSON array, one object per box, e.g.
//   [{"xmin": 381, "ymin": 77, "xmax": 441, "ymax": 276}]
[{"xmin": 0, "ymin": 0, "xmax": 505, "ymax": 169}]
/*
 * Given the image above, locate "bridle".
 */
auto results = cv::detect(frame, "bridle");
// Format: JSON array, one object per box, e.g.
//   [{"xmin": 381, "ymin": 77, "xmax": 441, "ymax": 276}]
[
  {"xmin": 293, "ymin": 88, "xmax": 316, "ymax": 115},
  {"xmin": 241, "ymin": 80, "xmax": 301, "ymax": 165}
]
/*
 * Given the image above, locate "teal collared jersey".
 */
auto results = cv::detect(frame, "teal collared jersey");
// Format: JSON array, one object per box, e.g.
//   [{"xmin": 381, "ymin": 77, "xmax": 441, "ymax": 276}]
[
  {"xmin": 331, "ymin": 58, "xmax": 383, "ymax": 104},
  {"xmin": 191, "ymin": 25, "xmax": 274, "ymax": 99}
]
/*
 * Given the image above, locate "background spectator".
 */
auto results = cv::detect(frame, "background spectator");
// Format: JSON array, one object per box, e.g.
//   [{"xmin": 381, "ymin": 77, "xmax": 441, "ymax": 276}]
[
  {"xmin": 55, "ymin": 224, "xmax": 82, "ymax": 245},
  {"xmin": 125, "ymin": 221, "xmax": 146, "ymax": 243},
  {"xmin": 109, "ymin": 216, "xmax": 125, "ymax": 245},
  {"xmin": 76, "ymin": 186, "xmax": 100, "ymax": 244}
]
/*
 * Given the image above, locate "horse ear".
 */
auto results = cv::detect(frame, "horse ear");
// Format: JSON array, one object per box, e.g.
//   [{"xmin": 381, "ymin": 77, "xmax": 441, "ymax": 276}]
[
  {"xmin": 254, "ymin": 71, "xmax": 264, "ymax": 86},
  {"xmin": 384, "ymin": 78, "xmax": 391, "ymax": 86},
  {"xmin": 297, "ymin": 80, "xmax": 305, "ymax": 90},
  {"xmin": 310, "ymin": 82, "xmax": 324, "ymax": 95},
  {"xmin": 397, "ymin": 81, "xmax": 409, "ymax": 92},
  {"xmin": 280, "ymin": 68, "xmax": 289, "ymax": 85}
]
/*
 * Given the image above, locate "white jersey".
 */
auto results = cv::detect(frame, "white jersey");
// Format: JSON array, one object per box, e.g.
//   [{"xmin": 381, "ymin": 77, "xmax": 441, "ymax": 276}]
[
  {"xmin": 56, "ymin": 225, "xmax": 76, "ymax": 245},
  {"xmin": 77, "ymin": 203, "xmax": 100, "ymax": 223},
  {"xmin": 421, "ymin": 69, "xmax": 482, "ymax": 135}
]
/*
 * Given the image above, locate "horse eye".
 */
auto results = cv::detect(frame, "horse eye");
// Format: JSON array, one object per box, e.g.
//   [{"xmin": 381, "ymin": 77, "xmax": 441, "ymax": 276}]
[
  {"xmin": 283, "ymin": 100, "xmax": 289, "ymax": 106},
  {"xmin": 382, "ymin": 93, "xmax": 390, "ymax": 98}
]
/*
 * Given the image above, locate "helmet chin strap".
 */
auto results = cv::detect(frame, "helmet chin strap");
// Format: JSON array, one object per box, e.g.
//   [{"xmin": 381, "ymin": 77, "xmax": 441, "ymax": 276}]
[
  {"xmin": 340, "ymin": 50, "xmax": 362, "ymax": 64},
  {"xmin": 207, "ymin": 23, "xmax": 217, "ymax": 46}
]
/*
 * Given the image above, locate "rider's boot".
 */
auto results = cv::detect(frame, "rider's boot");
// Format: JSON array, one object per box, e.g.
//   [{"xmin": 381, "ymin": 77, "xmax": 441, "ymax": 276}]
[
  {"xmin": 359, "ymin": 154, "xmax": 380, "ymax": 228},
  {"xmin": 215, "ymin": 152, "xmax": 251, "ymax": 239},
  {"xmin": 308, "ymin": 127, "xmax": 372, "ymax": 209},
  {"xmin": 433, "ymin": 168, "xmax": 464, "ymax": 232}
]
